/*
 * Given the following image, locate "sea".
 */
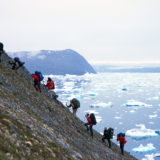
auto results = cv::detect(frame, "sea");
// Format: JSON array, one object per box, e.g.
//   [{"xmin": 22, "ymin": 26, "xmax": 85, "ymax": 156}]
[{"xmin": 44, "ymin": 71, "xmax": 160, "ymax": 160}]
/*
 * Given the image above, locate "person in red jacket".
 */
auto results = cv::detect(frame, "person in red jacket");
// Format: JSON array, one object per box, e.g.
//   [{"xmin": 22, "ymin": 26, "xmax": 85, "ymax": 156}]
[
  {"xmin": 32, "ymin": 73, "xmax": 42, "ymax": 92},
  {"xmin": 44, "ymin": 77, "xmax": 55, "ymax": 90},
  {"xmin": 117, "ymin": 134, "xmax": 127, "ymax": 155},
  {"xmin": 85, "ymin": 113, "xmax": 93, "ymax": 138}
]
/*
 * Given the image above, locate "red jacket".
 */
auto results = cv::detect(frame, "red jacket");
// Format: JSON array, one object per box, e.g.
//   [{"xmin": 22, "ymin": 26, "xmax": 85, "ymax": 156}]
[
  {"xmin": 117, "ymin": 137, "xmax": 126, "ymax": 146},
  {"xmin": 86, "ymin": 115, "xmax": 93, "ymax": 126},
  {"xmin": 32, "ymin": 74, "xmax": 40, "ymax": 83},
  {"xmin": 44, "ymin": 81, "xmax": 54, "ymax": 89}
]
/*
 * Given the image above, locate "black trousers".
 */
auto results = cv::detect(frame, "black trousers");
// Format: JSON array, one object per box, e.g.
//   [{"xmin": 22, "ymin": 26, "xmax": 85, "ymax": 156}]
[
  {"xmin": 120, "ymin": 144, "xmax": 124, "ymax": 155},
  {"xmin": 102, "ymin": 136, "xmax": 111, "ymax": 148},
  {"xmin": 85, "ymin": 123, "xmax": 93, "ymax": 137},
  {"xmin": 34, "ymin": 81, "xmax": 41, "ymax": 92}
]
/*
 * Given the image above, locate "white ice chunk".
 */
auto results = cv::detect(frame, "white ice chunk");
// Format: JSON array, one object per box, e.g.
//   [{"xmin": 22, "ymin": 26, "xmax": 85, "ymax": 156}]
[
  {"xmin": 85, "ymin": 92, "xmax": 98, "ymax": 97},
  {"xmin": 133, "ymin": 143, "xmax": 156, "ymax": 152},
  {"xmin": 95, "ymin": 116, "xmax": 102, "ymax": 123},
  {"xmin": 114, "ymin": 116, "xmax": 121, "ymax": 119},
  {"xmin": 130, "ymin": 110, "xmax": 136, "ymax": 113},
  {"xmin": 142, "ymin": 153, "xmax": 160, "ymax": 160},
  {"xmin": 126, "ymin": 124, "xmax": 158, "ymax": 139},
  {"xmin": 124, "ymin": 100, "xmax": 152, "ymax": 108},
  {"xmin": 92, "ymin": 102, "xmax": 113, "ymax": 108},
  {"xmin": 149, "ymin": 114, "xmax": 158, "ymax": 119},
  {"xmin": 147, "ymin": 96, "xmax": 159, "ymax": 100}
]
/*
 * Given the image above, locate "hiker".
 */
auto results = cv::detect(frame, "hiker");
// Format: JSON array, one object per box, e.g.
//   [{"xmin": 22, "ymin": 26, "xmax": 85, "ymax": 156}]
[
  {"xmin": 44, "ymin": 77, "xmax": 55, "ymax": 90},
  {"xmin": 9, "ymin": 57, "xmax": 25, "ymax": 70},
  {"xmin": 117, "ymin": 133, "xmax": 127, "ymax": 155},
  {"xmin": 66, "ymin": 98, "xmax": 80, "ymax": 118},
  {"xmin": 102, "ymin": 127, "xmax": 111, "ymax": 148},
  {"xmin": 85, "ymin": 113, "xmax": 93, "ymax": 138},
  {"xmin": 32, "ymin": 71, "xmax": 43, "ymax": 92},
  {"xmin": 0, "ymin": 42, "xmax": 4, "ymax": 63},
  {"xmin": 44, "ymin": 77, "xmax": 58, "ymax": 99}
]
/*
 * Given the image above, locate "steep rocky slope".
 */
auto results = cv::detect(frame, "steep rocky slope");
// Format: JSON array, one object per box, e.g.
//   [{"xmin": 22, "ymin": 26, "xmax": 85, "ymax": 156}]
[{"xmin": 0, "ymin": 53, "xmax": 137, "ymax": 160}]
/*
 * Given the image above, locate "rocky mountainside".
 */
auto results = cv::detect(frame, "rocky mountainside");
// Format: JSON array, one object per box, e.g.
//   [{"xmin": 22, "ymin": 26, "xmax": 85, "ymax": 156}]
[
  {"xmin": 9, "ymin": 49, "xmax": 96, "ymax": 75},
  {"xmin": 0, "ymin": 52, "xmax": 137, "ymax": 160}
]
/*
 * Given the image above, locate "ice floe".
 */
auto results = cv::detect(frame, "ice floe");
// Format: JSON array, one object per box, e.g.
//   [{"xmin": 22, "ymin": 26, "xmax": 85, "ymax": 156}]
[
  {"xmin": 129, "ymin": 110, "xmax": 136, "ymax": 113},
  {"xmin": 126, "ymin": 124, "xmax": 158, "ymax": 139},
  {"xmin": 91, "ymin": 102, "xmax": 113, "ymax": 108},
  {"xmin": 147, "ymin": 96, "xmax": 159, "ymax": 101},
  {"xmin": 114, "ymin": 116, "xmax": 121, "ymax": 119},
  {"xmin": 95, "ymin": 116, "xmax": 102, "ymax": 123},
  {"xmin": 132, "ymin": 143, "xmax": 156, "ymax": 153},
  {"xmin": 142, "ymin": 153, "xmax": 160, "ymax": 160},
  {"xmin": 149, "ymin": 114, "xmax": 158, "ymax": 119},
  {"xmin": 124, "ymin": 100, "xmax": 152, "ymax": 108}
]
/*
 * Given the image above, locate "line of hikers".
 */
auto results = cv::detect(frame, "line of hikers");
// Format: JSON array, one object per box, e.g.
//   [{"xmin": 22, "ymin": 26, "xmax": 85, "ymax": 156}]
[
  {"xmin": 66, "ymin": 98, "xmax": 127, "ymax": 155},
  {"xmin": 1, "ymin": 42, "xmax": 126, "ymax": 155}
]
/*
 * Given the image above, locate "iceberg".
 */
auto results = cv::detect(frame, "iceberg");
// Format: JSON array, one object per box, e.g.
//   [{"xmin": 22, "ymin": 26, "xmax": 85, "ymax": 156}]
[
  {"xmin": 124, "ymin": 100, "xmax": 152, "ymax": 108},
  {"xmin": 91, "ymin": 102, "xmax": 113, "ymax": 108},
  {"xmin": 114, "ymin": 116, "xmax": 121, "ymax": 119},
  {"xmin": 149, "ymin": 114, "xmax": 158, "ymax": 119},
  {"xmin": 147, "ymin": 96, "xmax": 159, "ymax": 100},
  {"xmin": 95, "ymin": 116, "xmax": 102, "ymax": 123},
  {"xmin": 132, "ymin": 143, "xmax": 156, "ymax": 153},
  {"xmin": 126, "ymin": 124, "xmax": 158, "ymax": 139},
  {"xmin": 142, "ymin": 153, "xmax": 160, "ymax": 160}
]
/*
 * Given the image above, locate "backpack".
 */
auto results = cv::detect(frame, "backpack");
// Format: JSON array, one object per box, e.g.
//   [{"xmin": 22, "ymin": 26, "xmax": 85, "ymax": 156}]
[
  {"xmin": 51, "ymin": 80, "xmax": 55, "ymax": 89},
  {"xmin": 14, "ymin": 57, "xmax": 20, "ymax": 62},
  {"xmin": 90, "ymin": 113, "xmax": 97, "ymax": 125},
  {"xmin": 108, "ymin": 128, "xmax": 114, "ymax": 139},
  {"xmin": 71, "ymin": 98, "xmax": 80, "ymax": 109},
  {"xmin": 117, "ymin": 133, "xmax": 125, "ymax": 138},
  {"xmin": 35, "ymin": 71, "xmax": 44, "ymax": 81}
]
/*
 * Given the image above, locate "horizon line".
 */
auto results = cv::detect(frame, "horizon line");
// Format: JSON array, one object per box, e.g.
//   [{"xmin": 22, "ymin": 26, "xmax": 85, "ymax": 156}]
[{"xmin": 89, "ymin": 61, "xmax": 160, "ymax": 65}]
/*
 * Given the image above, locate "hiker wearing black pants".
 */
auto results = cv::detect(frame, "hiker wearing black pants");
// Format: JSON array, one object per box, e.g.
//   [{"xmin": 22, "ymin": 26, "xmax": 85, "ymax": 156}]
[
  {"xmin": 117, "ymin": 133, "xmax": 127, "ymax": 155},
  {"xmin": 0, "ymin": 42, "xmax": 4, "ymax": 63},
  {"xmin": 102, "ymin": 127, "xmax": 111, "ymax": 148},
  {"xmin": 85, "ymin": 114, "xmax": 93, "ymax": 137}
]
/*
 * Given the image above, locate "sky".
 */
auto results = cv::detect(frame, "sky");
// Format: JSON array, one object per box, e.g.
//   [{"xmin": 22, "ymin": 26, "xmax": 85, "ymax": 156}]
[{"xmin": 0, "ymin": 0, "xmax": 160, "ymax": 63}]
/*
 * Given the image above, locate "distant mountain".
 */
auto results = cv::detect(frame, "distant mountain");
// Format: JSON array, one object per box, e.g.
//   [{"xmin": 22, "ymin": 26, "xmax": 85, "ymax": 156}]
[
  {"xmin": 93, "ymin": 64, "xmax": 160, "ymax": 73},
  {"xmin": 8, "ymin": 49, "xmax": 96, "ymax": 75}
]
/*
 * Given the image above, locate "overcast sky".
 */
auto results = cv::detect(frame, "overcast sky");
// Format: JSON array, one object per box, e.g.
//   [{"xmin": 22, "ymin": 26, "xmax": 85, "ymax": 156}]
[{"xmin": 0, "ymin": 0, "xmax": 160, "ymax": 63}]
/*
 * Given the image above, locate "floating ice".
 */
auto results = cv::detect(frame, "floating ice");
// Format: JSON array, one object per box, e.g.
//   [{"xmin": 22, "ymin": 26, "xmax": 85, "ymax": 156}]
[
  {"xmin": 122, "ymin": 88, "xmax": 127, "ymax": 91},
  {"xmin": 91, "ymin": 102, "xmax": 113, "ymax": 108},
  {"xmin": 129, "ymin": 110, "xmax": 136, "ymax": 113},
  {"xmin": 124, "ymin": 100, "xmax": 152, "ymax": 108},
  {"xmin": 132, "ymin": 143, "xmax": 156, "ymax": 153},
  {"xmin": 114, "ymin": 116, "xmax": 121, "ymax": 119},
  {"xmin": 149, "ymin": 114, "xmax": 158, "ymax": 119},
  {"xmin": 147, "ymin": 96, "xmax": 159, "ymax": 101},
  {"xmin": 126, "ymin": 124, "xmax": 158, "ymax": 139},
  {"xmin": 85, "ymin": 91, "xmax": 97, "ymax": 97},
  {"xmin": 95, "ymin": 116, "xmax": 102, "ymax": 123},
  {"xmin": 142, "ymin": 153, "xmax": 160, "ymax": 160}
]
